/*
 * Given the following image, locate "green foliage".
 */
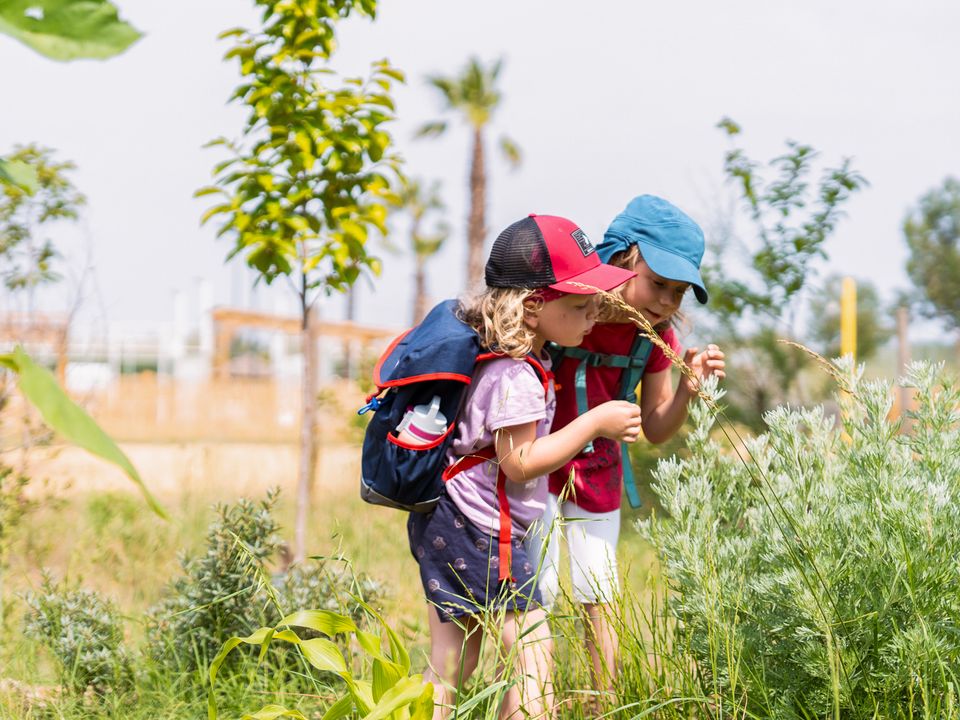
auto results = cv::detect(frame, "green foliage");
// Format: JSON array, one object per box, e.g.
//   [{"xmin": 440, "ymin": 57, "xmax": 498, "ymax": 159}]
[
  {"xmin": 146, "ymin": 492, "xmax": 285, "ymax": 672},
  {"xmin": 0, "ymin": 0, "xmax": 140, "ymax": 61},
  {"xmin": 23, "ymin": 575, "xmax": 133, "ymax": 695},
  {"xmin": 0, "ymin": 345, "xmax": 166, "ymax": 519},
  {"xmin": 146, "ymin": 491, "xmax": 381, "ymax": 676},
  {"xmin": 197, "ymin": 0, "xmax": 402, "ymax": 301},
  {"xmin": 0, "ymin": 144, "xmax": 85, "ymax": 296},
  {"xmin": 808, "ymin": 274, "xmax": 893, "ymax": 361},
  {"xmin": 904, "ymin": 176, "xmax": 960, "ymax": 333},
  {"xmin": 0, "ymin": 158, "xmax": 38, "ymax": 193},
  {"xmin": 0, "ymin": 459, "xmax": 31, "ymax": 569},
  {"xmin": 704, "ymin": 119, "xmax": 868, "ymax": 427},
  {"xmin": 208, "ymin": 604, "xmax": 433, "ymax": 720},
  {"xmin": 642, "ymin": 366, "xmax": 960, "ymax": 717}
]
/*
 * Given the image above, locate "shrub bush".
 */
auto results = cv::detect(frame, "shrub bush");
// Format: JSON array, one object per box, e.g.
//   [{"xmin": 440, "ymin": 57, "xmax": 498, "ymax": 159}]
[
  {"xmin": 641, "ymin": 363, "xmax": 960, "ymax": 718},
  {"xmin": 147, "ymin": 490, "xmax": 382, "ymax": 676},
  {"xmin": 22, "ymin": 575, "xmax": 133, "ymax": 695}
]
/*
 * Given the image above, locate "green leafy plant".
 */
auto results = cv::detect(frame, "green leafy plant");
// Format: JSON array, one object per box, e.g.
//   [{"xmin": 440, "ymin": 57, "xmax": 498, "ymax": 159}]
[
  {"xmin": 147, "ymin": 491, "xmax": 382, "ymax": 679},
  {"xmin": 904, "ymin": 176, "xmax": 960, "ymax": 337},
  {"xmin": 704, "ymin": 118, "xmax": 868, "ymax": 427},
  {"xmin": 147, "ymin": 492, "xmax": 285, "ymax": 673},
  {"xmin": 0, "ymin": 0, "xmax": 140, "ymax": 61},
  {"xmin": 23, "ymin": 574, "xmax": 133, "ymax": 696},
  {"xmin": 197, "ymin": 0, "xmax": 403, "ymax": 562},
  {"xmin": 0, "ymin": 346, "xmax": 165, "ymax": 519},
  {"xmin": 642, "ymin": 364, "xmax": 960, "ymax": 718}
]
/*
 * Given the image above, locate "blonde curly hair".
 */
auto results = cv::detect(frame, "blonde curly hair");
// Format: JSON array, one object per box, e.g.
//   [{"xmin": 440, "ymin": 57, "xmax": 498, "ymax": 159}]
[{"xmin": 458, "ymin": 287, "xmax": 544, "ymax": 359}]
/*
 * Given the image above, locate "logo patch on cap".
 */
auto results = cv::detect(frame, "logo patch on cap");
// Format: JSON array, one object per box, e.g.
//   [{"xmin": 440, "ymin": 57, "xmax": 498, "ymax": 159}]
[{"xmin": 571, "ymin": 228, "xmax": 594, "ymax": 257}]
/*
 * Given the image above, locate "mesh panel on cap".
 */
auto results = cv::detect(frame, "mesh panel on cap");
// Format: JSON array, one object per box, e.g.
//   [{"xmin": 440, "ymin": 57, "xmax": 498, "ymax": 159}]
[{"xmin": 484, "ymin": 217, "xmax": 556, "ymax": 288}]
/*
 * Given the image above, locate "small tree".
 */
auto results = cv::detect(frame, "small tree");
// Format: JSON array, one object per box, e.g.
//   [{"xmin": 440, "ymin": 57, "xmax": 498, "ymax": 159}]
[
  {"xmin": 397, "ymin": 178, "xmax": 448, "ymax": 324},
  {"xmin": 903, "ymin": 177, "xmax": 960, "ymax": 342},
  {"xmin": 198, "ymin": 0, "xmax": 402, "ymax": 561},
  {"xmin": 703, "ymin": 118, "xmax": 867, "ymax": 426},
  {"xmin": 417, "ymin": 57, "xmax": 520, "ymax": 291},
  {"xmin": 0, "ymin": 144, "xmax": 85, "ymax": 312}
]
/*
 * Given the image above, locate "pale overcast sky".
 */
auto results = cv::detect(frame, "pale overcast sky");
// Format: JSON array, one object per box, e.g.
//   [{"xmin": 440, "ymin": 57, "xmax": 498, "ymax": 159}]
[{"xmin": 2, "ymin": 0, "xmax": 958, "ymax": 340}]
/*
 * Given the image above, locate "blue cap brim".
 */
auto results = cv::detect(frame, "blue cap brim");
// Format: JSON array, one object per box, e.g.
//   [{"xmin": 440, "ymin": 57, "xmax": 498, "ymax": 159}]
[{"xmin": 636, "ymin": 240, "xmax": 708, "ymax": 304}]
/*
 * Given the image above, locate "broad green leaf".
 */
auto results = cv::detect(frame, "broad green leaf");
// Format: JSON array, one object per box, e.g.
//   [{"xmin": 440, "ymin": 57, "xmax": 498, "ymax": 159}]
[
  {"xmin": 371, "ymin": 657, "xmax": 405, "ymax": 702},
  {"xmin": 320, "ymin": 695, "xmax": 355, "ymax": 720},
  {"xmin": 2, "ymin": 347, "xmax": 166, "ymax": 519},
  {"xmin": 408, "ymin": 682, "xmax": 435, "ymax": 720},
  {"xmin": 0, "ymin": 158, "xmax": 38, "ymax": 192},
  {"xmin": 0, "ymin": 0, "xmax": 141, "ymax": 61},
  {"xmin": 299, "ymin": 637, "xmax": 348, "ymax": 675},
  {"xmin": 241, "ymin": 704, "xmax": 308, "ymax": 720},
  {"xmin": 278, "ymin": 609, "xmax": 357, "ymax": 636},
  {"xmin": 361, "ymin": 676, "xmax": 432, "ymax": 720}
]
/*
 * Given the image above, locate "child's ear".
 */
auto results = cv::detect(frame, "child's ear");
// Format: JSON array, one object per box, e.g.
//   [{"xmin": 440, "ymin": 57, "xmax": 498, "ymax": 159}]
[{"xmin": 522, "ymin": 303, "xmax": 540, "ymax": 329}]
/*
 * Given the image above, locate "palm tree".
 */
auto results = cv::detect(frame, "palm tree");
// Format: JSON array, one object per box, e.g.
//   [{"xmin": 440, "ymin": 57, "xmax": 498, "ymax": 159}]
[
  {"xmin": 417, "ymin": 57, "xmax": 521, "ymax": 291},
  {"xmin": 397, "ymin": 179, "xmax": 449, "ymax": 324}
]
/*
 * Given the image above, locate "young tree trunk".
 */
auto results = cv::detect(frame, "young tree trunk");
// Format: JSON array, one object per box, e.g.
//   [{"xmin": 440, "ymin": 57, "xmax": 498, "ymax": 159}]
[
  {"xmin": 413, "ymin": 255, "xmax": 427, "ymax": 324},
  {"xmin": 343, "ymin": 286, "xmax": 356, "ymax": 378},
  {"xmin": 294, "ymin": 303, "xmax": 319, "ymax": 563},
  {"xmin": 466, "ymin": 126, "xmax": 487, "ymax": 292}
]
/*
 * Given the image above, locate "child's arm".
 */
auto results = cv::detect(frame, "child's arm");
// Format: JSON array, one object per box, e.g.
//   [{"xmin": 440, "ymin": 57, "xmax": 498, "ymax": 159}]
[
  {"xmin": 494, "ymin": 401, "xmax": 642, "ymax": 484},
  {"xmin": 640, "ymin": 344, "xmax": 725, "ymax": 444}
]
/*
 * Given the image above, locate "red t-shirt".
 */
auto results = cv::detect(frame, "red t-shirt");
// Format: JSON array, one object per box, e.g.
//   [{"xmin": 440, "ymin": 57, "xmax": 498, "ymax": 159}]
[{"xmin": 547, "ymin": 323, "xmax": 681, "ymax": 512}]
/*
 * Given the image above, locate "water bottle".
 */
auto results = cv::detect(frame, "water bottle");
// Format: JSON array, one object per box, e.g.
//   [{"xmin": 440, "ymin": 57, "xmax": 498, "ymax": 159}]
[{"xmin": 395, "ymin": 395, "xmax": 448, "ymax": 446}]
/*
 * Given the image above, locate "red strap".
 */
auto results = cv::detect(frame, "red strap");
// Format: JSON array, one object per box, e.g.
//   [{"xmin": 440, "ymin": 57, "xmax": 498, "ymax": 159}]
[
  {"xmin": 442, "ymin": 446, "xmax": 514, "ymax": 582},
  {"xmin": 495, "ymin": 467, "xmax": 512, "ymax": 582}
]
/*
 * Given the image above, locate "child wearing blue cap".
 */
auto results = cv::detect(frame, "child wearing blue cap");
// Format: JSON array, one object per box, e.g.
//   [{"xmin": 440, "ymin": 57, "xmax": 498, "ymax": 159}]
[{"xmin": 532, "ymin": 195, "xmax": 726, "ymax": 692}]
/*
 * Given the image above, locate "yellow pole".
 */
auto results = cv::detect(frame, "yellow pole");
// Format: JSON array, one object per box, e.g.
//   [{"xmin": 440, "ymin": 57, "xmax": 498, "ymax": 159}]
[{"xmin": 840, "ymin": 276, "xmax": 857, "ymax": 363}]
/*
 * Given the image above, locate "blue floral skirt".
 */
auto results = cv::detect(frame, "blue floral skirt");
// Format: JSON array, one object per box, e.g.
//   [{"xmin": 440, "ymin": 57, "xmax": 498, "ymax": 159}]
[{"xmin": 407, "ymin": 492, "xmax": 543, "ymax": 622}]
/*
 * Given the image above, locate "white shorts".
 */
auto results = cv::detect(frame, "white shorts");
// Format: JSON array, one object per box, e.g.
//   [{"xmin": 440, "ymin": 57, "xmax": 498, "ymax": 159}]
[{"xmin": 525, "ymin": 494, "xmax": 620, "ymax": 607}]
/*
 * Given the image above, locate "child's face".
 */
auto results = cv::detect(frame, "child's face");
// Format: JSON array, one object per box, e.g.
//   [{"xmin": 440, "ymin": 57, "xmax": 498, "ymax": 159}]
[
  {"xmin": 528, "ymin": 293, "xmax": 598, "ymax": 350},
  {"xmin": 620, "ymin": 258, "xmax": 689, "ymax": 325}
]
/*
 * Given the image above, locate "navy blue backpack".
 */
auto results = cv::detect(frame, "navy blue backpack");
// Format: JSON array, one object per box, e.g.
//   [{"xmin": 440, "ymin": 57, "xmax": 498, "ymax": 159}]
[{"xmin": 358, "ymin": 300, "xmax": 549, "ymax": 516}]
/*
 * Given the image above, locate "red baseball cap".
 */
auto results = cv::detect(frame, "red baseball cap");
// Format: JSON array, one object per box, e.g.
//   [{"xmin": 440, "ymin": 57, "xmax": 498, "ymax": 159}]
[{"xmin": 485, "ymin": 214, "xmax": 636, "ymax": 294}]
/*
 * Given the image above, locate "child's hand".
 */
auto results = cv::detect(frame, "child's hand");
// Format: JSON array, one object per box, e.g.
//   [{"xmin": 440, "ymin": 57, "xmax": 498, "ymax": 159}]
[
  {"xmin": 681, "ymin": 344, "xmax": 726, "ymax": 394},
  {"xmin": 591, "ymin": 400, "xmax": 643, "ymax": 443}
]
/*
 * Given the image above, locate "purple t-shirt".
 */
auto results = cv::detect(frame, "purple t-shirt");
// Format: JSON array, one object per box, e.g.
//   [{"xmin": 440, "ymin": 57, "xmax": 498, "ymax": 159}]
[{"xmin": 445, "ymin": 356, "xmax": 556, "ymax": 537}]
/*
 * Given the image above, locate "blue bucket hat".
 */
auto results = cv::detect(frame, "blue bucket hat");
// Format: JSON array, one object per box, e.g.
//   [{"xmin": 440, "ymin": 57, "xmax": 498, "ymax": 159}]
[{"xmin": 598, "ymin": 195, "xmax": 708, "ymax": 304}]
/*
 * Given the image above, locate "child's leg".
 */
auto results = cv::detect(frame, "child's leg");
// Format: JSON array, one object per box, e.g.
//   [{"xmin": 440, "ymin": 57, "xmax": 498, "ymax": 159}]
[
  {"xmin": 563, "ymin": 502, "xmax": 621, "ymax": 691},
  {"xmin": 524, "ymin": 494, "xmax": 562, "ymax": 609},
  {"xmin": 424, "ymin": 607, "xmax": 482, "ymax": 720},
  {"xmin": 582, "ymin": 602, "xmax": 618, "ymax": 692},
  {"xmin": 498, "ymin": 608, "xmax": 554, "ymax": 720}
]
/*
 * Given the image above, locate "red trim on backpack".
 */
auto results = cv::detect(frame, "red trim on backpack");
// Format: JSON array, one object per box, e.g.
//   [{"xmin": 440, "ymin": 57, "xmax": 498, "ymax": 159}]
[
  {"xmin": 387, "ymin": 421, "xmax": 457, "ymax": 451},
  {"xmin": 378, "ymin": 372, "xmax": 473, "ymax": 390},
  {"xmin": 372, "ymin": 329, "xmax": 412, "ymax": 387}
]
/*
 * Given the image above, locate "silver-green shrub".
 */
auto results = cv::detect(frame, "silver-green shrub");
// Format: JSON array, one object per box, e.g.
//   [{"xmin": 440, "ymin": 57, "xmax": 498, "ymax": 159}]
[
  {"xmin": 23, "ymin": 575, "xmax": 133, "ymax": 695},
  {"xmin": 147, "ymin": 491, "xmax": 381, "ymax": 676},
  {"xmin": 641, "ymin": 363, "xmax": 960, "ymax": 718}
]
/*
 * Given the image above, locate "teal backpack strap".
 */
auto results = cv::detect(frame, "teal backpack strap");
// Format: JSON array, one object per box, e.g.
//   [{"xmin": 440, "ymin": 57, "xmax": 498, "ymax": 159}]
[{"xmin": 617, "ymin": 334, "xmax": 653, "ymax": 509}]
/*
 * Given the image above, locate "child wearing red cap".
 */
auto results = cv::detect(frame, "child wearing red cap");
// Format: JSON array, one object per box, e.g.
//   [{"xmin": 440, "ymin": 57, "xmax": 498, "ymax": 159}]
[
  {"xmin": 411, "ymin": 214, "xmax": 638, "ymax": 720},
  {"xmin": 531, "ymin": 196, "xmax": 726, "ymax": 696}
]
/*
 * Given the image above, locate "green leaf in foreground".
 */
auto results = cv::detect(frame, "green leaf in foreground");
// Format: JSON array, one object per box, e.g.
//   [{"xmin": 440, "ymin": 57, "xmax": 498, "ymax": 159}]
[
  {"xmin": 0, "ymin": 0, "xmax": 141, "ymax": 61},
  {"xmin": 0, "ymin": 346, "xmax": 167, "ymax": 519},
  {"xmin": 0, "ymin": 158, "xmax": 39, "ymax": 192}
]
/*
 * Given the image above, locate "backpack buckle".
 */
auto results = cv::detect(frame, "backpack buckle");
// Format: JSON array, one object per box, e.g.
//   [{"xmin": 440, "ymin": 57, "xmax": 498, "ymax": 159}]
[{"xmin": 357, "ymin": 394, "xmax": 383, "ymax": 415}]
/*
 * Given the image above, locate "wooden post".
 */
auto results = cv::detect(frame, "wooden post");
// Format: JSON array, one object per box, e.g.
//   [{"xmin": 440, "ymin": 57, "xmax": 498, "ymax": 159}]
[
  {"xmin": 896, "ymin": 306, "xmax": 911, "ymax": 426},
  {"xmin": 840, "ymin": 277, "xmax": 857, "ymax": 363}
]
